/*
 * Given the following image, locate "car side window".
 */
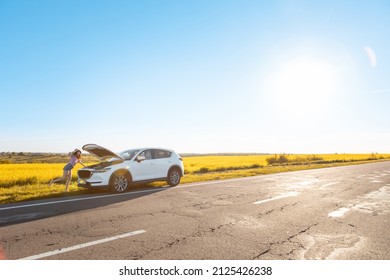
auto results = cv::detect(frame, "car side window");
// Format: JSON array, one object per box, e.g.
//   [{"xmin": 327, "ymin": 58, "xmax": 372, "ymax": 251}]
[
  {"xmin": 153, "ymin": 149, "xmax": 172, "ymax": 159},
  {"xmin": 123, "ymin": 152, "xmax": 134, "ymax": 160},
  {"xmin": 140, "ymin": 149, "xmax": 152, "ymax": 160}
]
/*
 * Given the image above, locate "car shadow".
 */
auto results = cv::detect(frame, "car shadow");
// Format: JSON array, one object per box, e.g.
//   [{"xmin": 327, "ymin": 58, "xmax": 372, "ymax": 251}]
[{"xmin": 0, "ymin": 183, "xmax": 173, "ymax": 227}]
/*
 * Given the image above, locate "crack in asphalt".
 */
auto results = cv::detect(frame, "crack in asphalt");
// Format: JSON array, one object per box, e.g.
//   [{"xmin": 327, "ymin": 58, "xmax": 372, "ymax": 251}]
[
  {"xmin": 160, "ymin": 210, "xmax": 202, "ymax": 221},
  {"xmin": 136, "ymin": 221, "xmax": 235, "ymax": 259},
  {"xmin": 257, "ymin": 202, "xmax": 299, "ymax": 216},
  {"xmin": 5, "ymin": 227, "xmax": 61, "ymax": 243},
  {"xmin": 253, "ymin": 223, "xmax": 318, "ymax": 260},
  {"xmin": 335, "ymin": 219, "xmax": 356, "ymax": 229}
]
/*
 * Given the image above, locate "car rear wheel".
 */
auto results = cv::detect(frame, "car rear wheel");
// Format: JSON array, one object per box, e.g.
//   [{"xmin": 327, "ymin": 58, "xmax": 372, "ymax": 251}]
[
  {"xmin": 167, "ymin": 168, "xmax": 181, "ymax": 187},
  {"xmin": 110, "ymin": 172, "xmax": 131, "ymax": 193}
]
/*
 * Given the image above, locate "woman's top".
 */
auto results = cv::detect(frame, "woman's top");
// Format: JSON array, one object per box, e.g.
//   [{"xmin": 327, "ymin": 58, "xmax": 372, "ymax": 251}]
[{"xmin": 69, "ymin": 155, "xmax": 79, "ymax": 167}]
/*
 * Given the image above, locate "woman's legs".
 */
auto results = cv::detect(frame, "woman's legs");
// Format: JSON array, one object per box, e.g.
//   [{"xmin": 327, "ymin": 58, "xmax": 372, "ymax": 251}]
[
  {"xmin": 65, "ymin": 170, "xmax": 72, "ymax": 192},
  {"xmin": 49, "ymin": 170, "xmax": 69, "ymax": 187},
  {"xmin": 49, "ymin": 170, "xmax": 72, "ymax": 187}
]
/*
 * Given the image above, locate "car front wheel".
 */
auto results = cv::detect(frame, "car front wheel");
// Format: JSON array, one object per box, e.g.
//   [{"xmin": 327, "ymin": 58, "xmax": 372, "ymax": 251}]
[
  {"xmin": 110, "ymin": 172, "xmax": 131, "ymax": 193},
  {"xmin": 167, "ymin": 168, "xmax": 181, "ymax": 187}
]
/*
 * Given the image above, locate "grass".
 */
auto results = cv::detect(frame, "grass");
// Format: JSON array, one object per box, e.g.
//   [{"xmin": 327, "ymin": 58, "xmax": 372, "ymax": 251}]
[{"xmin": 1, "ymin": 154, "xmax": 390, "ymax": 204}]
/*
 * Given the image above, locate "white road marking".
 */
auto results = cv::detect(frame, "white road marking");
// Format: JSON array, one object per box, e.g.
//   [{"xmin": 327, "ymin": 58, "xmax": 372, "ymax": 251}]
[
  {"xmin": 321, "ymin": 182, "xmax": 339, "ymax": 188},
  {"xmin": 328, "ymin": 207, "xmax": 351, "ymax": 218},
  {"xmin": 371, "ymin": 180, "xmax": 384, "ymax": 183},
  {"xmin": 18, "ymin": 230, "xmax": 146, "ymax": 260},
  {"xmin": 253, "ymin": 192, "xmax": 299, "ymax": 205},
  {"xmin": 283, "ymin": 179, "xmax": 320, "ymax": 190}
]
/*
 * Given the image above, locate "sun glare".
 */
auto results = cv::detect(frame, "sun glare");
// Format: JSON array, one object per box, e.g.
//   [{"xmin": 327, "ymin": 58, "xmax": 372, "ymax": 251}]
[{"xmin": 266, "ymin": 57, "xmax": 341, "ymax": 119}]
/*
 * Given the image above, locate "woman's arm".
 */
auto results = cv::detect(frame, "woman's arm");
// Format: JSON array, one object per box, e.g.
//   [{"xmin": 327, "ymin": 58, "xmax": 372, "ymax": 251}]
[{"xmin": 78, "ymin": 159, "xmax": 86, "ymax": 167}]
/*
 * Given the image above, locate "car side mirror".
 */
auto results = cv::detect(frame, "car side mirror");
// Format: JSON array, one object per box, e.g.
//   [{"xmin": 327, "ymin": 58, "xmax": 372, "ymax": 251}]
[{"xmin": 136, "ymin": 155, "xmax": 146, "ymax": 162}]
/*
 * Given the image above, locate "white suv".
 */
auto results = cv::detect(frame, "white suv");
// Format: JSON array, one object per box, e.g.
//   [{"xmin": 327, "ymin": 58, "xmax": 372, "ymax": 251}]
[{"xmin": 77, "ymin": 144, "xmax": 184, "ymax": 193}]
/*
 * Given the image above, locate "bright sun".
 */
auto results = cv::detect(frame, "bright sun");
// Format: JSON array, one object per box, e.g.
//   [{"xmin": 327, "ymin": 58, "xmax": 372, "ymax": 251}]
[{"xmin": 266, "ymin": 57, "xmax": 341, "ymax": 119}]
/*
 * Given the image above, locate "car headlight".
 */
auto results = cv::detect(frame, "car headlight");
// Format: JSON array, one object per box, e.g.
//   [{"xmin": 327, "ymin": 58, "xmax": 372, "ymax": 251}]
[{"xmin": 93, "ymin": 168, "xmax": 111, "ymax": 173}]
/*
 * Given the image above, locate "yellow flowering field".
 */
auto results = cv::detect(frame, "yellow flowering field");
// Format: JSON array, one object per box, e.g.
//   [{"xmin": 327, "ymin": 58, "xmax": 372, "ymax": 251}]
[
  {"xmin": 183, "ymin": 154, "xmax": 390, "ymax": 173},
  {"xmin": 0, "ymin": 163, "xmax": 84, "ymax": 188},
  {"xmin": 183, "ymin": 155, "xmax": 268, "ymax": 173}
]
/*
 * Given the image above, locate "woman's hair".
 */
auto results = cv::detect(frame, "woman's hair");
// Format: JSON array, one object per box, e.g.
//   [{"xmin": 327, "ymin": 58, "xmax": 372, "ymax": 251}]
[{"xmin": 72, "ymin": 149, "xmax": 82, "ymax": 158}]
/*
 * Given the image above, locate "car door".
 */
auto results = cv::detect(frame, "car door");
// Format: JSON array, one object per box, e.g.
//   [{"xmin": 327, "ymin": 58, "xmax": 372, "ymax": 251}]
[
  {"xmin": 152, "ymin": 149, "xmax": 172, "ymax": 178},
  {"xmin": 130, "ymin": 149, "xmax": 156, "ymax": 181}
]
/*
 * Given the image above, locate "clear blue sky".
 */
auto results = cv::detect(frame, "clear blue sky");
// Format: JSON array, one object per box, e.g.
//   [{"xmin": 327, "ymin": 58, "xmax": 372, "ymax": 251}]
[{"xmin": 1, "ymin": 0, "xmax": 389, "ymax": 154}]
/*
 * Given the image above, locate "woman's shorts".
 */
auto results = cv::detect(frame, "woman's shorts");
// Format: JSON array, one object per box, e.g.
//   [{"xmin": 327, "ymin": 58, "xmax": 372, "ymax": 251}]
[{"xmin": 63, "ymin": 163, "xmax": 74, "ymax": 171}]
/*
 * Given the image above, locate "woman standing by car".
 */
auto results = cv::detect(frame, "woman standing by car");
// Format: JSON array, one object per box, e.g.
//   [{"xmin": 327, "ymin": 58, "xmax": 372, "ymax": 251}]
[{"xmin": 49, "ymin": 149, "xmax": 86, "ymax": 191}]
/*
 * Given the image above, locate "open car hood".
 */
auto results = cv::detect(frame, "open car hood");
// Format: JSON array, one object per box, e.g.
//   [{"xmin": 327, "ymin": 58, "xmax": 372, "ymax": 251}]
[{"xmin": 82, "ymin": 144, "xmax": 124, "ymax": 162}]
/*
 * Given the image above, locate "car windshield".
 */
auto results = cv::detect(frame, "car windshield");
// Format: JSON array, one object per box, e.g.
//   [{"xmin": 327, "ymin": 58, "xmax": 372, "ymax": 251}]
[{"xmin": 119, "ymin": 149, "xmax": 140, "ymax": 160}]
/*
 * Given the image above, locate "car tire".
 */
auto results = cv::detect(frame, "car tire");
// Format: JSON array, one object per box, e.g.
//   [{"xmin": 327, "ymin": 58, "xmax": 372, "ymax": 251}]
[
  {"xmin": 110, "ymin": 171, "xmax": 131, "ymax": 193},
  {"xmin": 167, "ymin": 168, "xmax": 181, "ymax": 187}
]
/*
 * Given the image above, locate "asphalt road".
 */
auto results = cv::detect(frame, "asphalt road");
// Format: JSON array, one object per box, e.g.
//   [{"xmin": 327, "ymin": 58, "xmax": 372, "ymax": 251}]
[{"xmin": 1, "ymin": 161, "xmax": 390, "ymax": 260}]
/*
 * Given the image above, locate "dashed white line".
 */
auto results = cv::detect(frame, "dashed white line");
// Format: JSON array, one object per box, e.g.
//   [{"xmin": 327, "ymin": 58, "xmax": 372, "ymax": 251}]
[
  {"xmin": 18, "ymin": 230, "xmax": 146, "ymax": 260},
  {"xmin": 253, "ymin": 192, "xmax": 299, "ymax": 205},
  {"xmin": 328, "ymin": 207, "xmax": 351, "ymax": 218}
]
